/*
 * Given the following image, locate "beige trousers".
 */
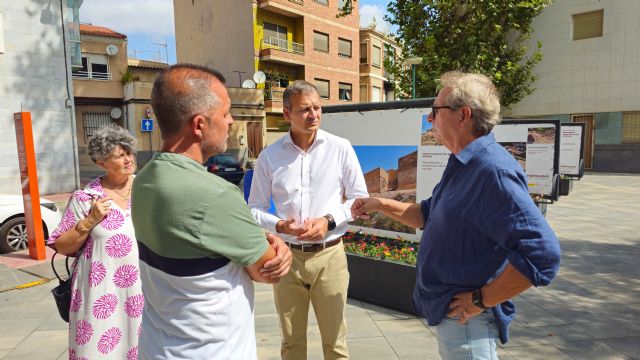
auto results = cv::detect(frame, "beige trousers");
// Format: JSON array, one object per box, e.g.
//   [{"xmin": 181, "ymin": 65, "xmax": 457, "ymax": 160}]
[{"xmin": 273, "ymin": 241, "xmax": 350, "ymax": 360}]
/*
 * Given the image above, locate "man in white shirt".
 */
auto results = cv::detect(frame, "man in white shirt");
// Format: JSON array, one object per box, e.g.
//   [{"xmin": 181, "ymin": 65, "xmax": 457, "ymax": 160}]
[{"xmin": 249, "ymin": 80, "xmax": 367, "ymax": 360}]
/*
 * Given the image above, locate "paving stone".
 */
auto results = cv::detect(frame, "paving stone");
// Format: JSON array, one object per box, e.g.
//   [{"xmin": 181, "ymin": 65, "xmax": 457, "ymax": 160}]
[
  {"xmin": 501, "ymin": 344, "xmax": 574, "ymax": 360},
  {"xmin": 1, "ymin": 329, "xmax": 67, "ymax": 359},
  {"xmin": 601, "ymin": 337, "xmax": 640, "ymax": 359},
  {"xmin": 347, "ymin": 337, "xmax": 399, "ymax": 360},
  {"xmin": 552, "ymin": 339, "xmax": 634, "ymax": 360},
  {"xmin": 375, "ymin": 319, "xmax": 438, "ymax": 359}
]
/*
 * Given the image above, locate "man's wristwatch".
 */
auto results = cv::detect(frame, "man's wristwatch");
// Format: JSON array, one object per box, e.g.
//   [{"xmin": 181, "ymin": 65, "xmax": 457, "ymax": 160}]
[
  {"xmin": 471, "ymin": 289, "xmax": 489, "ymax": 309},
  {"xmin": 323, "ymin": 214, "xmax": 336, "ymax": 231}
]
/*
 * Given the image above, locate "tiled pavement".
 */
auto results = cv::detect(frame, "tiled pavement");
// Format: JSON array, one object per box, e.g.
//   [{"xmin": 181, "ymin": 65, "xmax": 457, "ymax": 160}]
[{"xmin": 1, "ymin": 173, "xmax": 639, "ymax": 359}]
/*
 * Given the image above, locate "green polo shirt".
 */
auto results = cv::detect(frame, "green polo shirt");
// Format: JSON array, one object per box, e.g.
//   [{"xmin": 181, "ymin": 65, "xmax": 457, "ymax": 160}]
[{"xmin": 132, "ymin": 152, "xmax": 267, "ymax": 267}]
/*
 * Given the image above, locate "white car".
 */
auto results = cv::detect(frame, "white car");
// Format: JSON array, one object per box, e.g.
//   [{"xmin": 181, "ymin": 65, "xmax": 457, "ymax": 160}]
[{"xmin": 0, "ymin": 194, "xmax": 62, "ymax": 254}]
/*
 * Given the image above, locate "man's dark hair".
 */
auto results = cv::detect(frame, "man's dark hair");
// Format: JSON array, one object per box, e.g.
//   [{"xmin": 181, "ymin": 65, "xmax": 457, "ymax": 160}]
[{"xmin": 151, "ymin": 64, "xmax": 227, "ymax": 139}]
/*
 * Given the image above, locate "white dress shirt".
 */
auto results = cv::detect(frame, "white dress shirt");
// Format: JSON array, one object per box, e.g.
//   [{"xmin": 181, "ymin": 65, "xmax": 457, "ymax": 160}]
[{"xmin": 248, "ymin": 129, "xmax": 368, "ymax": 245}]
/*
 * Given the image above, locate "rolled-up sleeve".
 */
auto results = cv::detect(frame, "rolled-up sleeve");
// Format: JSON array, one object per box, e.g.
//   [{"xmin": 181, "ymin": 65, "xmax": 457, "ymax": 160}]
[{"xmin": 482, "ymin": 169, "xmax": 561, "ymax": 287}]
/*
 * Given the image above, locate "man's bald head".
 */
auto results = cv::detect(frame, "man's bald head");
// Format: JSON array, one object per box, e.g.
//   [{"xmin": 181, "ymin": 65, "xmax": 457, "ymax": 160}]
[{"xmin": 151, "ymin": 64, "xmax": 227, "ymax": 139}]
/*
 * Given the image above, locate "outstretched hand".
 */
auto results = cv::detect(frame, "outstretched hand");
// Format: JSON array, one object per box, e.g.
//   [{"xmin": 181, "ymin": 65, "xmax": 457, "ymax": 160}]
[{"xmin": 351, "ymin": 197, "xmax": 381, "ymax": 220}]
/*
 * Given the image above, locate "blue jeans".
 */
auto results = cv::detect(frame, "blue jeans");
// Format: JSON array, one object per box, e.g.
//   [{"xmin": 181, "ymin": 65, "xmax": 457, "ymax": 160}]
[{"xmin": 433, "ymin": 312, "xmax": 499, "ymax": 360}]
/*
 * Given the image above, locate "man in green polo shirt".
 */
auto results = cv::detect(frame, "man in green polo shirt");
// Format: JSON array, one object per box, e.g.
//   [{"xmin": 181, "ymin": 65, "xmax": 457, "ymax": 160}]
[{"xmin": 132, "ymin": 64, "xmax": 292, "ymax": 360}]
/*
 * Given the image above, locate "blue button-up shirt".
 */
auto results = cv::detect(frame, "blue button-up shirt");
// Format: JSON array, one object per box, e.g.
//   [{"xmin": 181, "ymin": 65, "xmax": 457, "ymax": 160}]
[{"xmin": 413, "ymin": 132, "xmax": 561, "ymax": 344}]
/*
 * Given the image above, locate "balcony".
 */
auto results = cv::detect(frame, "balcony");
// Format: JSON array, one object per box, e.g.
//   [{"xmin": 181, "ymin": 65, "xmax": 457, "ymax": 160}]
[
  {"xmin": 260, "ymin": 38, "xmax": 305, "ymax": 66},
  {"xmin": 264, "ymin": 86, "xmax": 286, "ymax": 113},
  {"xmin": 72, "ymin": 70, "xmax": 112, "ymax": 81},
  {"xmin": 257, "ymin": 0, "xmax": 304, "ymax": 17}
]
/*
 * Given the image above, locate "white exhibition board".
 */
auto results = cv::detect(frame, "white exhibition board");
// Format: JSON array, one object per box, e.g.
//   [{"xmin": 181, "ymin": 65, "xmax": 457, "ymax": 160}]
[
  {"xmin": 559, "ymin": 124, "xmax": 584, "ymax": 178},
  {"xmin": 323, "ymin": 107, "xmax": 559, "ymax": 241}
]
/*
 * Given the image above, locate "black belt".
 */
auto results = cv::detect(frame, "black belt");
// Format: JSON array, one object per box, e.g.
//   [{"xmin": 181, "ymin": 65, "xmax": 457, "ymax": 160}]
[{"xmin": 286, "ymin": 238, "xmax": 342, "ymax": 253}]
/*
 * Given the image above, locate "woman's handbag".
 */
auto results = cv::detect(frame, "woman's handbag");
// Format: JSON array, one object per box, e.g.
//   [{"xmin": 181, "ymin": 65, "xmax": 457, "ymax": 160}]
[{"xmin": 50, "ymin": 251, "xmax": 72, "ymax": 323}]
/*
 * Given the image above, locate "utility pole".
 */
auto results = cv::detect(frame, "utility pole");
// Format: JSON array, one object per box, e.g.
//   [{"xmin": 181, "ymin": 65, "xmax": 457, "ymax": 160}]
[{"xmin": 233, "ymin": 70, "xmax": 246, "ymax": 87}]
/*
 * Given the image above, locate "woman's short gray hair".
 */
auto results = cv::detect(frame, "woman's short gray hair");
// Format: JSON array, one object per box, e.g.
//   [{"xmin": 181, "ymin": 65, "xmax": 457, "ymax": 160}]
[
  {"xmin": 283, "ymin": 80, "xmax": 319, "ymax": 110},
  {"xmin": 87, "ymin": 125, "xmax": 136, "ymax": 163},
  {"xmin": 440, "ymin": 71, "xmax": 501, "ymax": 134}
]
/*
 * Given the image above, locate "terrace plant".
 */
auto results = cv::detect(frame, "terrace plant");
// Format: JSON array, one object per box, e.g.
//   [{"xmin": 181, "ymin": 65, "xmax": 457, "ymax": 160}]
[{"xmin": 343, "ymin": 231, "xmax": 418, "ymax": 266}]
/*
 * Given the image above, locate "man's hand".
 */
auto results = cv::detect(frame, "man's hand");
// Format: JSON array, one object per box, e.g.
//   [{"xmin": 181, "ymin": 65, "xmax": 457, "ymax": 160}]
[
  {"xmin": 351, "ymin": 197, "xmax": 381, "ymax": 220},
  {"xmin": 447, "ymin": 291, "xmax": 484, "ymax": 325},
  {"xmin": 261, "ymin": 233, "xmax": 292, "ymax": 279},
  {"xmin": 297, "ymin": 217, "xmax": 329, "ymax": 242},
  {"xmin": 275, "ymin": 218, "xmax": 306, "ymax": 236}
]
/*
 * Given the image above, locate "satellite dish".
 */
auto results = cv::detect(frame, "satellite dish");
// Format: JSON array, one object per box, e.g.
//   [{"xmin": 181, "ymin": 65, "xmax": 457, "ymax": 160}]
[
  {"xmin": 242, "ymin": 79, "xmax": 256, "ymax": 89},
  {"xmin": 253, "ymin": 71, "xmax": 266, "ymax": 84},
  {"xmin": 110, "ymin": 107, "xmax": 122, "ymax": 119},
  {"xmin": 105, "ymin": 44, "xmax": 119, "ymax": 56}
]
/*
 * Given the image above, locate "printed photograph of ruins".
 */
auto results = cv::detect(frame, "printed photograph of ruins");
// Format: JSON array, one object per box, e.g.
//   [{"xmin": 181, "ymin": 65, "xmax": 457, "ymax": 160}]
[
  {"xmin": 527, "ymin": 127, "xmax": 556, "ymax": 144},
  {"xmin": 351, "ymin": 146, "xmax": 418, "ymax": 234},
  {"xmin": 500, "ymin": 142, "xmax": 527, "ymax": 170},
  {"xmin": 421, "ymin": 114, "xmax": 441, "ymax": 146}
]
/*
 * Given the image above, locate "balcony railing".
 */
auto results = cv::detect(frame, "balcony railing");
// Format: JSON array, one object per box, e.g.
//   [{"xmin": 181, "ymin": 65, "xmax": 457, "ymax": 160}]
[
  {"xmin": 262, "ymin": 37, "xmax": 304, "ymax": 54},
  {"xmin": 265, "ymin": 87, "xmax": 285, "ymax": 101},
  {"xmin": 72, "ymin": 71, "xmax": 112, "ymax": 81}
]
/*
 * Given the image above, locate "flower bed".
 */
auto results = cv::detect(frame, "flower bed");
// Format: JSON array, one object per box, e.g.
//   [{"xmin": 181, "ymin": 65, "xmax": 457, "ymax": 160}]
[
  {"xmin": 343, "ymin": 231, "xmax": 418, "ymax": 314},
  {"xmin": 343, "ymin": 231, "xmax": 418, "ymax": 266}
]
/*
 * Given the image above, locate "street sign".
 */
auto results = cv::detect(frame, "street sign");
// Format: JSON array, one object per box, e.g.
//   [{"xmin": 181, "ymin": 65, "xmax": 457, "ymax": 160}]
[{"xmin": 141, "ymin": 119, "xmax": 153, "ymax": 132}]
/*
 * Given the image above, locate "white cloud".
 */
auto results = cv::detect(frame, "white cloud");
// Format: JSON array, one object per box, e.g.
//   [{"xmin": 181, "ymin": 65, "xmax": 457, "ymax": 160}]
[
  {"xmin": 359, "ymin": 4, "xmax": 391, "ymax": 33},
  {"xmin": 80, "ymin": 0, "xmax": 174, "ymax": 37}
]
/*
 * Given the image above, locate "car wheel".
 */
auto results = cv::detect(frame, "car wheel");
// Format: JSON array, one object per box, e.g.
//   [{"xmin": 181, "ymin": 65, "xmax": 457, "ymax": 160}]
[{"xmin": 0, "ymin": 217, "xmax": 28, "ymax": 253}]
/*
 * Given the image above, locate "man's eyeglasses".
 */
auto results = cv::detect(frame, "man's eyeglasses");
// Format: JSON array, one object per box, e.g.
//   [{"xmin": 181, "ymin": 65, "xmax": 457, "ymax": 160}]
[{"xmin": 431, "ymin": 105, "xmax": 454, "ymax": 118}]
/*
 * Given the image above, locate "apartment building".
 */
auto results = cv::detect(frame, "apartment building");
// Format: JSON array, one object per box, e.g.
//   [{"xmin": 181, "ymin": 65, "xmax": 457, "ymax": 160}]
[
  {"xmin": 508, "ymin": 0, "xmax": 640, "ymax": 173},
  {"xmin": 0, "ymin": 0, "xmax": 82, "ymax": 194},
  {"xmin": 174, "ymin": 0, "xmax": 360, "ymax": 147},
  {"xmin": 359, "ymin": 26, "xmax": 401, "ymax": 103}
]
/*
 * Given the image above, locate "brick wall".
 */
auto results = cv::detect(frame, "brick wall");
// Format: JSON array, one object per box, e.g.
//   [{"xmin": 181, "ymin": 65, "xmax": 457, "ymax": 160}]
[
  {"xmin": 364, "ymin": 167, "xmax": 388, "ymax": 194},
  {"xmin": 398, "ymin": 151, "xmax": 417, "ymax": 190}
]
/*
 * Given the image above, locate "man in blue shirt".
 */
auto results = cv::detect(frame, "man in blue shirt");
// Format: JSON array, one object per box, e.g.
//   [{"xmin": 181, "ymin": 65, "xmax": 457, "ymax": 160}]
[{"xmin": 352, "ymin": 71, "xmax": 561, "ymax": 359}]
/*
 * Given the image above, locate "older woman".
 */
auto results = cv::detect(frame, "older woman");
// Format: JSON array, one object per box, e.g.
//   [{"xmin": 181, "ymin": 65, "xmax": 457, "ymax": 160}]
[{"xmin": 48, "ymin": 126, "xmax": 142, "ymax": 359}]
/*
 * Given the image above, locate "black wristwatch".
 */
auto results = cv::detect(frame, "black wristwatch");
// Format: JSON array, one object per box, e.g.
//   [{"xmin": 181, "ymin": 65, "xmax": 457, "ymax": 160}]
[
  {"xmin": 471, "ymin": 289, "xmax": 489, "ymax": 309},
  {"xmin": 323, "ymin": 214, "xmax": 336, "ymax": 231}
]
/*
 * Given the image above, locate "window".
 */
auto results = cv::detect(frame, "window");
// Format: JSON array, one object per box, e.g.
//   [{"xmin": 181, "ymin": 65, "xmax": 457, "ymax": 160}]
[
  {"xmin": 314, "ymin": 0, "xmax": 328, "ymax": 5},
  {"xmin": 264, "ymin": 22, "xmax": 288, "ymax": 49},
  {"xmin": 315, "ymin": 78, "xmax": 330, "ymax": 99},
  {"xmin": 372, "ymin": 45, "xmax": 381, "ymax": 67},
  {"xmin": 313, "ymin": 31, "xmax": 329, "ymax": 52},
  {"xmin": 360, "ymin": 43, "xmax": 368, "ymax": 64},
  {"xmin": 338, "ymin": 38, "xmax": 352, "ymax": 58},
  {"xmin": 372, "ymin": 86, "xmax": 381, "ymax": 102},
  {"xmin": 66, "ymin": 0, "xmax": 82, "ymax": 68},
  {"xmin": 360, "ymin": 85, "xmax": 368, "ymax": 102},
  {"xmin": 338, "ymin": 0, "xmax": 347, "ymax": 9},
  {"xmin": 72, "ymin": 53, "xmax": 110, "ymax": 80},
  {"xmin": 83, "ymin": 112, "xmax": 114, "ymax": 142},
  {"xmin": 622, "ymin": 112, "xmax": 640, "ymax": 143},
  {"xmin": 573, "ymin": 10, "xmax": 603, "ymax": 40},
  {"xmin": 339, "ymin": 83, "xmax": 352, "ymax": 101}
]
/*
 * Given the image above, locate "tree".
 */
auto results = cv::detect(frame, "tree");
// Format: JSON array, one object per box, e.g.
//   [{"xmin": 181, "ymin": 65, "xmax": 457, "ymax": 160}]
[{"xmin": 385, "ymin": 0, "xmax": 552, "ymax": 107}]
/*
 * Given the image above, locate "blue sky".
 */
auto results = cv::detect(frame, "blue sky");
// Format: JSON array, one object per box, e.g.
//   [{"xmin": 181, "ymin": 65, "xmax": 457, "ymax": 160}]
[
  {"xmin": 354, "ymin": 146, "xmax": 416, "ymax": 174},
  {"xmin": 79, "ymin": 0, "xmax": 393, "ymax": 64}
]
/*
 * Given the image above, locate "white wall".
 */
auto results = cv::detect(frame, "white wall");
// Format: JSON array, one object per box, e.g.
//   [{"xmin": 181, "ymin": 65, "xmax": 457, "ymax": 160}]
[
  {"xmin": 0, "ymin": 0, "xmax": 78, "ymax": 195},
  {"xmin": 509, "ymin": 0, "xmax": 640, "ymax": 116}
]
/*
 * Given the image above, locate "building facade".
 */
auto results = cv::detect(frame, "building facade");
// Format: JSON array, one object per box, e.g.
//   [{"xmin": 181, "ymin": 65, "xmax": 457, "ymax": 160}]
[
  {"xmin": 173, "ymin": 0, "xmax": 360, "ymax": 153},
  {"xmin": 73, "ymin": 24, "xmax": 129, "ymax": 174},
  {"xmin": 508, "ymin": 0, "xmax": 640, "ymax": 173},
  {"xmin": 359, "ymin": 26, "xmax": 401, "ymax": 103},
  {"xmin": 0, "ymin": 0, "xmax": 82, "ymax": 194}
]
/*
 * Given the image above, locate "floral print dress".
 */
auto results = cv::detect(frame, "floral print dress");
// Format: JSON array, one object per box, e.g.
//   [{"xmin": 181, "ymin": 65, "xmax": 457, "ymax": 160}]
[{"xmin": 49, "ymin": 178, "xmax": 143, "ymax": 360}]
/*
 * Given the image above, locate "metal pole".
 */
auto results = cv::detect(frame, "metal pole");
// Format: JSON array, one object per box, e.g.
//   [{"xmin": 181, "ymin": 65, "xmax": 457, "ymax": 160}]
[{"xmin": 411, "ymin": 64, "xmax": 417, "ymax": 99}]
